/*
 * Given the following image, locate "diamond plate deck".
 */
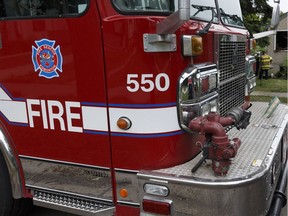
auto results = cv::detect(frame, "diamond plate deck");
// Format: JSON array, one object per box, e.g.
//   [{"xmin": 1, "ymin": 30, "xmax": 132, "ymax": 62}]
[{"xmin": 152, "ymin": 102, "xmax": 288, "ymax": 181}]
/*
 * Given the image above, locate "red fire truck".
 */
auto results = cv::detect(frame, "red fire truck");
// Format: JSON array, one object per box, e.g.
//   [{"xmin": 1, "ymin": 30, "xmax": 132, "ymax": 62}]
[{"xmin": 0, "ymin": 0, "xmax": 286, "ymax": 215}]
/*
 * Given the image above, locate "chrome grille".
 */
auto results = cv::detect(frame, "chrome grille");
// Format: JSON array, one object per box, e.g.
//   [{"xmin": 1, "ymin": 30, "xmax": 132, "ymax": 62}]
[
  {"xmin": 216, "ymin": 34, "xmax": 246, "ymax": 115},
  {"xmin": 219, "ymin": 76, "xmax": 246, "ymax": 115},
  {"xmin": 218, "ymin": 41, "xmax": 246, "ymax": 82}
]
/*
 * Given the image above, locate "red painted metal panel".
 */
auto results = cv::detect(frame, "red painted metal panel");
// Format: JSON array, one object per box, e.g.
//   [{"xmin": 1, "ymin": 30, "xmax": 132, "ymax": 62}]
[
  {"xmin": 97, "ymin": 1, "xmax": 200, "ymax": 170},
  {"xmin": 0, "ymin": 1, "xmax": 112, "ymax": 167}
]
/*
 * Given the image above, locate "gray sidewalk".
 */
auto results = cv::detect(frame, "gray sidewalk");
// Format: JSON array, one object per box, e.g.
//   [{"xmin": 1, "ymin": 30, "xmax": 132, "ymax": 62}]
[{"xmin": 251, "ymin": 91, "xmax": 287, "ymax": 98}]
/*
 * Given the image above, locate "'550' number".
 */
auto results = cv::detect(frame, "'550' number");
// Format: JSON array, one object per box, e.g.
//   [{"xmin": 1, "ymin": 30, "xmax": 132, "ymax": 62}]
[{"xmin": 127, "ymin": 73, "xmax": 170, "ymax": 93}]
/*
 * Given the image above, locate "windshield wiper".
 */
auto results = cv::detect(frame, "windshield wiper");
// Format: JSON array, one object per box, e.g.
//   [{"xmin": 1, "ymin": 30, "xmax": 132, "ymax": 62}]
[
  {"xmin": 191, "ymin": 4, "xmax": 215, "ymax": 17},
  {"xmin": 220, "ymin": 12, "xmax": 241, "ymax": 23},
  {"xmin": 220, "ymin": 9, "xmax": 253, "ymax": 38},
  {"xmin": 191, "ymin": 5, "xmax": 216, "ymax": 35}
]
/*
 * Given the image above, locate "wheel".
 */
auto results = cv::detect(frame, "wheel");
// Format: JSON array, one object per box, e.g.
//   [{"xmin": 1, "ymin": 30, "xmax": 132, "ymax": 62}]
[{"xmin": 0, "ymin": 151, "xmax": 32, "ymax": 216}]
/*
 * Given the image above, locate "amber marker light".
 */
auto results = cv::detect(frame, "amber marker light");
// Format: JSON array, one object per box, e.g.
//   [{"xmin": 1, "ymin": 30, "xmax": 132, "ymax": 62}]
[
  {"xmin": 182, "ymin": 35, "xmax": 203, "ymax": 56},
  {"xmin": 252, "ymin": 39, "xmax": 257, "ymax": 50},
  {"xmin": 117, "ymin": 117, "xmax": 132, "ymax": 130},
  {"xmin": 250, "ymin": 39, "xmax": 257, "ymax": 50},
  {"xmin": 119, "ymin": 188, "xmax": 128, "ymax": 198},
  {"xmin": 191, "ymin": 36, "xmax": 203, "ymax": 55}
]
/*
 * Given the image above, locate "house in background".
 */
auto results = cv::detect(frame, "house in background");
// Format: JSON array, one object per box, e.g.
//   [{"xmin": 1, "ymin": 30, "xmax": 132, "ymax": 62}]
[{"xmin": 267, "ymin": 12, "xmax": 288, "ymax": 75}]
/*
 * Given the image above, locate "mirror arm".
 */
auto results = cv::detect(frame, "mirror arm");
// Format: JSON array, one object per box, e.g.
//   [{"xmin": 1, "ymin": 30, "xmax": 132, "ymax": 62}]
[{"xmin": 156, "ymin": 0, "xmax": 190, "ymax": 34}]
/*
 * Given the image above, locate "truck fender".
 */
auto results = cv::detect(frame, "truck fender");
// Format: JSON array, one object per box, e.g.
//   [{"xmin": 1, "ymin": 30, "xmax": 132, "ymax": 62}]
[{"xmin": 0, "ymin": 122, "xmax": 24, "ymax": 199}]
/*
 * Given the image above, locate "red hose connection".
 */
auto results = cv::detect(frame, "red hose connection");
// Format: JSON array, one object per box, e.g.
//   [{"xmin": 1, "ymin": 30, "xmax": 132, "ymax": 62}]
[{"xmin": 189, "ymin": 108, "xmax": 251, "ymax": 176}]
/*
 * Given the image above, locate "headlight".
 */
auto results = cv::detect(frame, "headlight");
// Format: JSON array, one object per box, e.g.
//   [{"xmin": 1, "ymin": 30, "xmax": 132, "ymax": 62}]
[
  {"xmin": 178, "ymin": 64, "xmax": 219, "ymax": 132},
  {"xmin": 143, "ymin": 184, "xmax": 169, "ymax": 197},
  {"xmin": 247, "ymin": 76, "xmax": 256, "ymax": 94},
  {"xmin": 245, "ymin": 55, "xmax": 256, "ymax": 76},
  {"xmin": 245, "ymin": 55, "xmax": 256, "ymax": 93}
]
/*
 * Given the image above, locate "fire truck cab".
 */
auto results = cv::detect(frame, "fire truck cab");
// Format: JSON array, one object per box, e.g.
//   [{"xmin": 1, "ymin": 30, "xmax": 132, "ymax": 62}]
[{"xmin": 0, "ymin": 0, "xmax": 286, "ymax": 215}]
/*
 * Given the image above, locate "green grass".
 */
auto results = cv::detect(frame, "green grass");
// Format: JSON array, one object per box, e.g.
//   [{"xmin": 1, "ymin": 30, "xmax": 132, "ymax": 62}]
[
  {"xmin": 255, "ymin": 79, "xmax": 287, "ymax": 93},
  {"xmin": 251, "ymin": 78, "xmax": 287, "ymax": 104}
]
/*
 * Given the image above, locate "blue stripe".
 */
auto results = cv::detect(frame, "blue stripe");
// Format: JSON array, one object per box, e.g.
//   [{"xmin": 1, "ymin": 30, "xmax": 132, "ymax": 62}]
[
  {"xmin": 0, "ymin": 84, "xmax": 25, "ymax": 101},
  {"xmin": 9, "ymin": 122, "xmax": 29, "ymax": 127},
  {"xmin": 81, "ymin": 102, "xmax": 106, "ymax": 107},
  {"xmin": 0, "ymin": 83, "xmax": 13, "ymax": 99},
  {"xmin": 83, "ymin": 130, "xmax": 109, "ymax": 135},
  {"xmin": 111, "ymin": 130, "xmax": 184, "ymax": 138},
  {"xmin": 108, "ymin": 102, "xmax": 177, "ymax": 108},
  {"xmin": 14, "ymin": 98, "xmax": 26, "ymax": 101}
]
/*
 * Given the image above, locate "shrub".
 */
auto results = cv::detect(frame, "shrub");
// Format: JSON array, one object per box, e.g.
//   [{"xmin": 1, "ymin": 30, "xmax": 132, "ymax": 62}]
[{"xmin": 276, "ymin": 58, "xmax": 287, "ymax": 79}]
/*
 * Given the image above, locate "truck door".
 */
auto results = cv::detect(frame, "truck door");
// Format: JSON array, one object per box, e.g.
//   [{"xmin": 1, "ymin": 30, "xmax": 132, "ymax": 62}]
[{"xmin": 0, "ymin": 1, "xmax": 114, "ymax": 214}]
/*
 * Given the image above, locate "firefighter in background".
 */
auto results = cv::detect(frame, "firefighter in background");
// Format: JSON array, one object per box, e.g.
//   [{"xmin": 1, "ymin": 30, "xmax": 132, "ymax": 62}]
[{"xmin": 259, "ymin": 51, "xmax": 273, "ymax": 80}]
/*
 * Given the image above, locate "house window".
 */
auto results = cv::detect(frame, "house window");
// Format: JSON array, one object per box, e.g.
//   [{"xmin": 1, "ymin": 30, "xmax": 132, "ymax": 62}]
[{"xmin": 276, "ymin": 30, "xmax": 288, "ymax": 51}]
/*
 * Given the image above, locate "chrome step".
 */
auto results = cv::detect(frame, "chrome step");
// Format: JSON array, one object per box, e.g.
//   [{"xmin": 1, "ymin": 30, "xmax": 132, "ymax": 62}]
[{"xmin": 32, "ymin": 189, "xmax": 115, "ymax": 216}]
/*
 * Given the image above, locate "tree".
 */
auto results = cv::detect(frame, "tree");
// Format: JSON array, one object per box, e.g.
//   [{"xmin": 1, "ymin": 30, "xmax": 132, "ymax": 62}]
[{"xmin": 240, "ymin": 0, "xmax": 272, "ymax": 48}]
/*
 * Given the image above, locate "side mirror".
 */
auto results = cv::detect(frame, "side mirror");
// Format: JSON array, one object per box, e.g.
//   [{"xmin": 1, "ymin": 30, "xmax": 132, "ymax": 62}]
[{"xmin": 270, "ymin": 3, "xmax": 280, "ymax": 29}]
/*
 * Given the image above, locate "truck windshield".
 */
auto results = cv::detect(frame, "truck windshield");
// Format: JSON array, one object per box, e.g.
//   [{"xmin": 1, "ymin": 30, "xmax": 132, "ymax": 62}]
[
  {"xmin": 188, "ymin": 0, "xmax": 244, "ymax": 27},
  {"xmin": 113, "ymin": 0, "xmax": 218, "ymax": 23},
  {"xmin": 189, "ymin": 0, "xmax": 218, "ymax": 22},
  {"xmin": 113, "ymin": 0, "xmax": 244, "ymax": 28},
  {"xmin": 114, "ymin": 0, "xmax": 217, "ymax": 19},
  {"xmin": 218, "ymin": 0, "xmax": 245, "ymax": 27}
]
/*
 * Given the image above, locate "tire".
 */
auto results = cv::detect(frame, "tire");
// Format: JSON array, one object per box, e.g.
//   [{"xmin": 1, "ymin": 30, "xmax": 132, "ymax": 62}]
[{"xmin": 0, "ymin": 151, "xmax": 32, "ymax": 216}]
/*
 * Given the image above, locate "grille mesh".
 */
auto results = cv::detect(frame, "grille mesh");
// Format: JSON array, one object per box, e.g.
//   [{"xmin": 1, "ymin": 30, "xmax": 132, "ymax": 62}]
[
  {"xmin": 219, "ymin": 41, "xmax": 246, "ymax": 82},
  {"xmin": 218, "ymin": 36, "xmax": 246, "ymax": 115},
  {"xmin": 219, "ymin": 76, "xmax": 246, "ymax": 115}
]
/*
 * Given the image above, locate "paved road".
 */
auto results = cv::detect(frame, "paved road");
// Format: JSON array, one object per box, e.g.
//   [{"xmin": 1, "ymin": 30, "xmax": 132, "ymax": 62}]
[
  {"xmin": 29, "ymin": 206, "xmax": 76, "ymax": 216},
  {"xmin": 30, "ymin": 204, "xmax": 287, "ymax": 216}
]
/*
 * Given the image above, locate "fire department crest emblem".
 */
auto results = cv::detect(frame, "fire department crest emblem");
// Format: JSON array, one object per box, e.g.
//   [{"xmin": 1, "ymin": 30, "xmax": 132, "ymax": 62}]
[{"xmin": 32, "ymin": 39, "xmax": 63, "ymax": 79}]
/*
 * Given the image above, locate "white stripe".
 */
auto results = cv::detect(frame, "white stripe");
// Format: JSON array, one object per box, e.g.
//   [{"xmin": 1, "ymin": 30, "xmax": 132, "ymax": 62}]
[
  {"xmin": 0, "ymin": 88, "xmax": 12, "ymax": 100},
  {"xmin": 82, "ymin": 106, "xmax": 108, "ymax": 131},
  {"xmin": 0, "ymin": 101, "xmax": 28, "ymax": 124},
  {"xmin": 0, "ymin": 86, "xmax": 181, "ymax": 134},
  {"xmin": 109, "ymin": 107, "xmax": 180, "ymax": 134}
]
